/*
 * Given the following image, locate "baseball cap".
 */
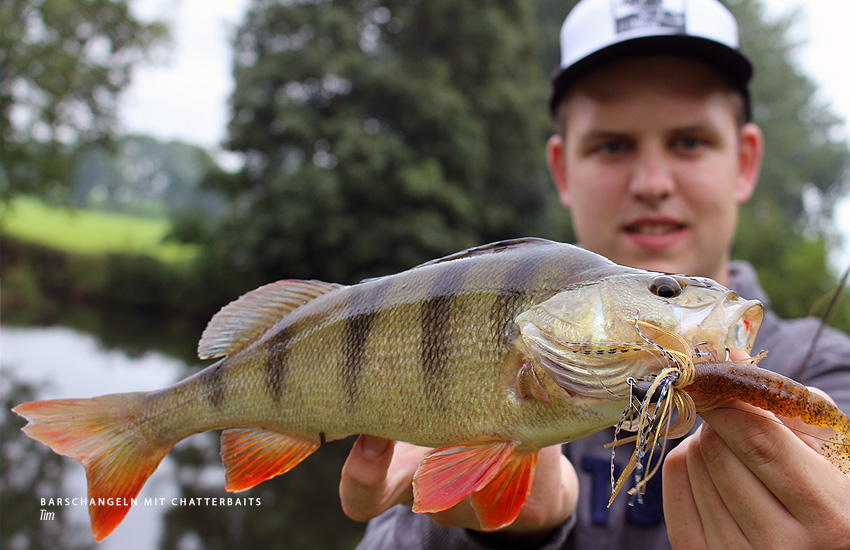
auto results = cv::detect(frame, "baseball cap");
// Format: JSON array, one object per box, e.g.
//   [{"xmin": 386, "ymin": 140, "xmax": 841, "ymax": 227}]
[{"xmin": 549, "ymin": 0, "xmax": 753, "ymax": 118}]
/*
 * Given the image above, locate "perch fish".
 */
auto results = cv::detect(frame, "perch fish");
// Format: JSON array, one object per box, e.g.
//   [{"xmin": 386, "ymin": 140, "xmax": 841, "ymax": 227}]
[{"xmin": 16, "ymin": 237, "xmax": 818, "ymax": 541}]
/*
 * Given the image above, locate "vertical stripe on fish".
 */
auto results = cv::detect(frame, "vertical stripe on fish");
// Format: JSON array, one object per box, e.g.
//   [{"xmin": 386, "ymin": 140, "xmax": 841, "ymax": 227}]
[
  {"xmin": 200, "ymin": 362, "xmax": 226, "ymax": 408},
  {"xmin": 265, "ymin": 327, "xmax": 292, "ymax": 402},
  {"xmin": 343, "ymin": 281, "xmax": 390, "ymax": 405},
  {"xmin": 421, "ymin": 260, "xmax": 473, "ymax": 409},
  {"xmin": 488, "ymin": 252, "xmax": 553, "ymax": 345}
]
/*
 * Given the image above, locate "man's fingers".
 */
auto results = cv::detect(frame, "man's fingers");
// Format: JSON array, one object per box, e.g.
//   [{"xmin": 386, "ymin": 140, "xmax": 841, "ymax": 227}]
[
  {"xmin": 339, "ymin": 436, "xmax": 425, "ymax": 522},
  {"xmin": 662, "ymin": 435, "xmax": 706, "ymax": 549},
  {"xmin": 340, "ymin": 435, "xmax": 396, "ymax": 521},
  {"xmin": 699, "ymin": 397, "xmax": 850, "ymax": 528}
]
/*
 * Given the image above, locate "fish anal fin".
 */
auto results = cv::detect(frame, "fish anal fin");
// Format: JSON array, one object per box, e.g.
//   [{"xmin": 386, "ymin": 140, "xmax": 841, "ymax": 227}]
[
  {"xmin": 198, "ymin": 280, "xmax": 344, "ymax": 359},
  {"xmin": 13, "ymin": 394, "xmax": 170, "ymax": 542},
  {"xmin": 221, "ymin": 428, "xmax": 320, "ymax": 492},
  {"xmin": 516, "ymin": 359, "xmax": 551, "ymax": 403},
  {"xmin": 470, "ymin": 446, "xmax": 538, "ymax": 530},
  {"xmin": 412, "ymin": 441, "xmax": 514, "ymax": 514}
]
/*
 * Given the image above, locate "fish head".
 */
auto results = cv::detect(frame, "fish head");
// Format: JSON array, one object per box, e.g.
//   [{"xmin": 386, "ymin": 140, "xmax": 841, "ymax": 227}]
[{"xmin": 515, "ymin": 271, "xmax": 764, "ymax": 399}]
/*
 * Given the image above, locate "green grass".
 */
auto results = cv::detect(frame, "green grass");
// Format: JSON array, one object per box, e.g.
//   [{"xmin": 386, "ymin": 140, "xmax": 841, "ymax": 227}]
[{"xmin": 1, "ymin": 196, "xmax": 199, "ymax": 264}]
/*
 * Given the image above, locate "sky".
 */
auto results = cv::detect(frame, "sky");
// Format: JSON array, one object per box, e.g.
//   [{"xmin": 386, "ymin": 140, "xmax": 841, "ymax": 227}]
[{"xmin": 119, "ymin": 0, "xmax": 850, "ymax": 270}]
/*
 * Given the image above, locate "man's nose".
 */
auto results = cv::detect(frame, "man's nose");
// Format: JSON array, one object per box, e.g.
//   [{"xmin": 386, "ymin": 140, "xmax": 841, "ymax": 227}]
[{"xmin": 628, "ymin": 146, "xmax": 675, "ymax": 206}]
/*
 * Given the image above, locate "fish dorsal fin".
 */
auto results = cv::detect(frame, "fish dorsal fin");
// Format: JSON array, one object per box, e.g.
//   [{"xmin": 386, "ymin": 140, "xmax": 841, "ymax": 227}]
[
  {"xmin": 358, "ymin": 238, "xmax": 557, "ymax": 284},
  {"xmin": 415, "ymin": 238, "xmax": 555, "ymax": 268},
  {"xmin": 198, "ymin": 280, "xmax": 343, "ymax": 359}
]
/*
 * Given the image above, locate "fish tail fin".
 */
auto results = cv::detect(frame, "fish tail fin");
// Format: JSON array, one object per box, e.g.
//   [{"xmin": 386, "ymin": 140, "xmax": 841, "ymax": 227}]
[
  {"xmin": 13, "ymin": 394, "xmax": 172, "ymax": 541},
  {"xmin": 823, "ymin": 432, "xmax": 850, "ymax": 475}
]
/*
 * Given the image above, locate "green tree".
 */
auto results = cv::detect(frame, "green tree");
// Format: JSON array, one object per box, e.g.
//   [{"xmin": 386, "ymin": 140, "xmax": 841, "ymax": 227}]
[
  {"xmin": 727, "ymin": 0, "xmax": 849, "ymax": 327},
  {"xmin": 0, "ymin": 0, "xmax": 169, "ymax": 201},
  {"xmin": 205, "ymin": 0, "xmax": 553, "ymax": 286}
]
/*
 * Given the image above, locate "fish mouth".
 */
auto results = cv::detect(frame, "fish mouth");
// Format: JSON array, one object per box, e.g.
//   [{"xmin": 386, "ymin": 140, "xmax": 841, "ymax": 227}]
[
  {"xmin": 725, "ymin": 298, "xmax": 764, "ymax": 353},
  {"xmin": 682, "ymin": 292, "xmax": 764, "ymax": 360}
]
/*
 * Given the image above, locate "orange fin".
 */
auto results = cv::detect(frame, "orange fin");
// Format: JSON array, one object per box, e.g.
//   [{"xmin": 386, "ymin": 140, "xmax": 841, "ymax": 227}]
[
  {"xmin": 470, "ymin": 447, "xmax": 538, "ymax": 530},
  {"xmin": 13, "ymin": 394, "xmax": 170, "ymax": 542},
  {"xmin": 221, "ymin": 428, "xmax": 320, "ymax": 492},
  {"xmin": 198, "ymin": 279, "xmax": 344, "ymax": 359},
  {"xmin": 412, "ymin": 441, "xmax": 514, "ymax": 514}
]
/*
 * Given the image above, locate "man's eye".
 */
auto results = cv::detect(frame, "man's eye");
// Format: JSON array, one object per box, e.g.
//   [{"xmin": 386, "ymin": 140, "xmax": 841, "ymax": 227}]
[
  {"xmin": 675, "ymin": 137, "xmax": 703, "ymax": 150},
  {"xmin": 597, "ymin": 141, "xmax": 626, "ymax": 154}
]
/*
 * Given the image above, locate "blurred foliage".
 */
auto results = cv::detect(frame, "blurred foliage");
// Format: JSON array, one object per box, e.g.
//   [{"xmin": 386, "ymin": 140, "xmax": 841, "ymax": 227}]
[
  {"xmin": 193, "ymin": 0, "xmax": 560, "ymax": 287},
  {"xmin": 73, "ymin": 136, "xmax": 226, "ymax": 217},
  {"xmin": 0, "ymin": 0, "xmax": 169, "ymax": 201},
  {"xmin": 725, "ymin": 0, "xmax": 849, "ymax": 328}
]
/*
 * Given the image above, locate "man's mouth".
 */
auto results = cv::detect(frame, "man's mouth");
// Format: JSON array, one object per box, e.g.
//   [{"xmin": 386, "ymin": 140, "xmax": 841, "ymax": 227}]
[{"xmin": 623, "ymin": 221, "xmax": 686, "ymax": 236}]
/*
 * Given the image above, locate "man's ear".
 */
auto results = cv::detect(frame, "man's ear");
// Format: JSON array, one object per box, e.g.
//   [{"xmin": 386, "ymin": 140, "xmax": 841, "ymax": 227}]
[
  {"xmin": 547, "ymin": 134, "xmax": 572, "ymax": 208},
  {"xmin": 735, "ymin": 122, "xmax": 763, "ymax": 203}
]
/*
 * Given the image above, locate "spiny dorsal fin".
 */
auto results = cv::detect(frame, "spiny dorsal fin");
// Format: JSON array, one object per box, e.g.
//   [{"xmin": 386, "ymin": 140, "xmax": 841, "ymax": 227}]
[
  {"xmin": 415, "ymin": 238, "xmax": 555, "ymax": 268},
  {"xmin": 198, "ymin": 280, "xmax": 343, "ymax": 359}
]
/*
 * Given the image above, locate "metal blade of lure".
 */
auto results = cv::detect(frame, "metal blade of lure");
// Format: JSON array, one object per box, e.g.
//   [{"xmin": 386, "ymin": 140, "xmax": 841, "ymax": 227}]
[
  {"xmin": 629, "ymin": 374, "xmax": 674, "ymax": 506},
  {"xmin": 610, "ymin": 378, "xmax": 645, "ymax": 500}
]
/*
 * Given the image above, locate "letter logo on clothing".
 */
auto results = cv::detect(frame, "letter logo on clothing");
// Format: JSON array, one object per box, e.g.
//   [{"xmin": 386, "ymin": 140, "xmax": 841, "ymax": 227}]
[{"xmin": 612, "ymin": 0, "xmax": 686, "ymax": 35}]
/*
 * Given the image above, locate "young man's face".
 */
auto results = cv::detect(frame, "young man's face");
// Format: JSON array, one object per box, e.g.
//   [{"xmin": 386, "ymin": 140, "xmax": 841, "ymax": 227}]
[{"xmin": 547, "ymin": 57, "xmax": 763, "ymax": 285}]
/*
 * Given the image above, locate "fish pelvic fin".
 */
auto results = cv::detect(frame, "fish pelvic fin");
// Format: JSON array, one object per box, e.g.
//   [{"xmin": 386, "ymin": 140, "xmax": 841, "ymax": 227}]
[
  {"xmin": 198, "ymin": 279, "xmax": 344, "ymax": 359},
  {"xmin": 412, "ymin": 441, "xmax": 538, "ymax": 530},
  {"xmin": 221, "ymin": 428, "xmax": 320, "ymax": 492},
  {"xmin": 470, "ymin": 447, "xmax": 538, "ymax": 530},
  {"xmin": 13, "ymin": 394, "xmax": 171, "ymax": 542}
]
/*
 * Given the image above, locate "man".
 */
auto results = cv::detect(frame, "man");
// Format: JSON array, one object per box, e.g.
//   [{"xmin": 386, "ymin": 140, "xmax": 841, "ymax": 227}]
[{"xmin": 340, "ymin": 0, "xmax": 850, "ymax": 548}]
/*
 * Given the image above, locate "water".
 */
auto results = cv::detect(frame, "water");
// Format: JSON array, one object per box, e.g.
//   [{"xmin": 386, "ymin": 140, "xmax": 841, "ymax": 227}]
[{"xmin": 0, "ymin": 305, "xmax": 365, "ymax": 550}]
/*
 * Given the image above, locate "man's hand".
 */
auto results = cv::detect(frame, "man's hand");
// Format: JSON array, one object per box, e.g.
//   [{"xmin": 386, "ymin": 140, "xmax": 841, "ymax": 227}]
[
  {"xmin": 339, "ymin": 435, "xmax": 579, "ymax": 535},
  {"xmin": 663, "ymin": 351, "xmax": 850, "ymax": 548}
]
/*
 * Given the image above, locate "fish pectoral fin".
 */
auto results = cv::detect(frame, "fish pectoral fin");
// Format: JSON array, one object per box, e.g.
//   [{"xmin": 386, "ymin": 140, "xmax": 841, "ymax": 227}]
[
  {"xmin": 516, "ymin": 359, "xmax": 551, "ymax": 403},
  {"xmin": 221, "ymin": 428, "xmax": 320, "ymax": 492},
  {"xmin": 13, "ymin": 394, "xmax": 170, "ymax": 542},
  {"xmin": 412, "ymin": 441, "xmax": 536, "ymax": 529},
  {"xmin": 198, "ymin": 279, "xmax": 344, "ymax": 359}
]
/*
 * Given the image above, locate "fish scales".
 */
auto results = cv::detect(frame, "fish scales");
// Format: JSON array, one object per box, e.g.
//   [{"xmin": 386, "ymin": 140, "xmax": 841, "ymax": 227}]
[
  {"xmin": 273, "ymin": 243, "xmax": 581, "ymax": 444},
  {"xmin": 13, "ymin": 238, "xmax": 770, "ymax": 540},
  {"xmin": 140, "ymin": 240, "xmax": 619, "ymax": 447}
]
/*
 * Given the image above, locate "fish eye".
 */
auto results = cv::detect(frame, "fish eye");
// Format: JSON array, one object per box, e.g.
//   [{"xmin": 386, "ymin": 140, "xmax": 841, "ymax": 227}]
[{"xmin": 649, "ymin": 276, "xmax": 682, "ymax": 299}]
